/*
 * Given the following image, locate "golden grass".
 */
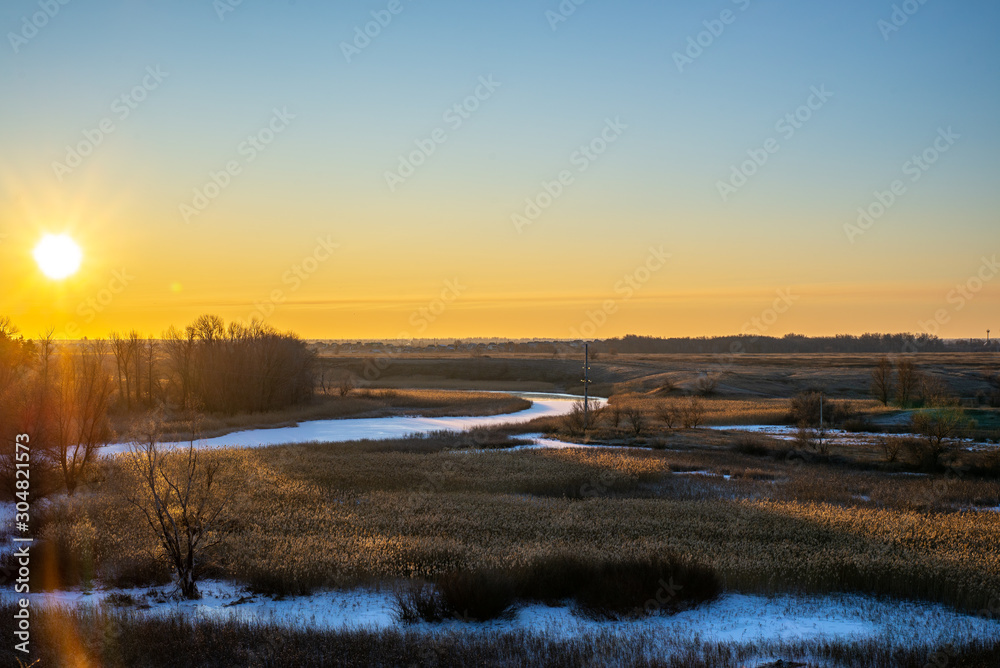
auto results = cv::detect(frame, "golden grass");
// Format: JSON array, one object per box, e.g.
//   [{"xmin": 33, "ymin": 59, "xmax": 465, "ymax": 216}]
[
  {"xmin": 607, "ymin": 393, "xmax": 894, "ymax": 426},
  {"xmin": 37, "ymin": 438, "xmax": 1000, "ymax": 613}
]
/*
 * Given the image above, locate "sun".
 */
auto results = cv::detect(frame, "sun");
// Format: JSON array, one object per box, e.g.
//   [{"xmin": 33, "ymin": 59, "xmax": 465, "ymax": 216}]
[{"xmin": 33, "ymin": 234, "xmax": 83, "ymax": 280}]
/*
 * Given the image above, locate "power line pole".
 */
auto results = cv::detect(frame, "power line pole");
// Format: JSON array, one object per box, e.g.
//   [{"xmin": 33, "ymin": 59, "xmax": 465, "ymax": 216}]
[{"xmin": 583, "ymin": 343, "xmax": 589, "ymax": 428}]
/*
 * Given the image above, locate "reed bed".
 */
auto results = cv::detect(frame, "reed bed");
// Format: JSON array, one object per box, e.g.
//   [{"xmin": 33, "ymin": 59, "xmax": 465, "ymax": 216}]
[{"xmin": 23, "ymin": 441, "xmax": 1000, "ymax": 614}]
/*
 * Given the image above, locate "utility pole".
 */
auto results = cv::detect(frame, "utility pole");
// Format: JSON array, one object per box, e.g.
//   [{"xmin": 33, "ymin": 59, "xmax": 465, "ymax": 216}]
[{"xmin": 583, "ymin": 343, "xmax": 591, "ymax": 430}]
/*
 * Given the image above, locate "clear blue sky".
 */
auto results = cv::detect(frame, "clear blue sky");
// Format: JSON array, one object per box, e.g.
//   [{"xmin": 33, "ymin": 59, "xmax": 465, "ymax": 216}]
[{"xmin": 2, "ymin": 0, "xmax": 998, "ymax": 339}]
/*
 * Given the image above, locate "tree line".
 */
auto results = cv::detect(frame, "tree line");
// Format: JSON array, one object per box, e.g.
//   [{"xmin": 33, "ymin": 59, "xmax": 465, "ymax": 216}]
[
  {"xmin": 0, "ymin": 315, "xmax": 315, "ymax": 497},
  {"xmin": 594, "ymin": 333, "xmax": 968, "ymax": 355}
]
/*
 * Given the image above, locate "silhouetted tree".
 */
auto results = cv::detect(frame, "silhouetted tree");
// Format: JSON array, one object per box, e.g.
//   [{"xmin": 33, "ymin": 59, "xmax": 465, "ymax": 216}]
[
  {"xmin": 871, "ymin": 357, "xmax": 893, "ymax": 406},
  {"xmin": 50, "ymin": 340, "xmax": 114, "ymax": 494},
  {"xmin": 896, "ymin": 360, "xmax": 921, "ymax": 408},
  {"xmin": 123, "ymin": 416, "xmax": 227, "ymax": 599}
]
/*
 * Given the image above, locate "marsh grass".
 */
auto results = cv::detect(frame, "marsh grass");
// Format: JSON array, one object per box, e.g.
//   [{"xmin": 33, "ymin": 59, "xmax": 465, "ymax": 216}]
[
  {"xmin": 392, "ymin": 554, "xmax": 720, "ymax": 623},
  {"xmin": 32, "ymin": 436, "xmax": 1000, "ymax": 614}
]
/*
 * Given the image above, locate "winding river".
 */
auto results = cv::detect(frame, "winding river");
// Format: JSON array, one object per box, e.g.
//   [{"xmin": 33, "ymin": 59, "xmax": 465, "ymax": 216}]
[{"xmin": 104, "ymin": 392, "xmax": 590, "ymax": 454}]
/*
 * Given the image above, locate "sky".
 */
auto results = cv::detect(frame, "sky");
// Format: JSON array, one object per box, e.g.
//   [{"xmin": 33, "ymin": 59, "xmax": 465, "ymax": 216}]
[{"xmin": 1, "ymin": 0, "xmax": 998, "ymax": 341}]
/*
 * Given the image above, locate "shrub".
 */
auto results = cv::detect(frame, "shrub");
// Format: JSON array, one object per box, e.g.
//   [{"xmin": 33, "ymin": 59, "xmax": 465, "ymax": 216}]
[
  {"xmin": 657, "ymin": 401, "xmax": 680, "ymax": 430},
  {"xmin": 609, "ymin": 403, "xmax": 623, "ymax": 429},
  {"xmin": 732, "ymin": 433, "xmax": 770, "ymax": 456},
  {"xmin": 680, "ymin": 398, "xmax": 706, "ymax": 429},
  {"xmin": 436, "ymin": 570, "xmax": 517, "ymax": 621},
  {"xmin": 909, "ymin": 408, "xmax": 974, "ymax": 472},
  {"xmin": 878, "ymin": 437, "xmax": 905, "ymax": 463},
  {"xmin": 695, "ymin": 373, "xmax": 720, "ymax": 396},
  {"xmin": 105, "ymin": 592, "xmax": 139, "ymax": 608},
  {"xmin": 573, "ymin": 555, "xmax": 720, "ymax": 620},
  {"xmin": 562, "ymin": 400, "xmax": 601, "ymax": 436},
  {"xmin": 512, "ymin": 553, "xmax": 602, "ymax": 605},
  {"xmin": 392, "ymin": 582, "xmax": 446, "ymax": 623},
  {"xmin": 788, "ymin": 391, "xmax": 824, "ymax": 427},
  {"xmin": 624, "ymin": 407, "xmax": 644, "ymax": 436},
  {"xmin": 840, "ymin": 417, "xmax": 871, "ymax": 433}
]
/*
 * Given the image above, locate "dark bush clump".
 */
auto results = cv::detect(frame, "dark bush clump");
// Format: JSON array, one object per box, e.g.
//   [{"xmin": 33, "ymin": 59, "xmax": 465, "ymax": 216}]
[
  {"xmin": 437, "ymin": 570, "xmax": 517, "ymax": 622},
  {"xmin": 572, "ymin": 555, "xmax": 721, "ymax": 620},
  {"xmin": 731, "ymin": 433, "xmax": 770, "ymax": 456},
  {"xmin": 392, "ymin": 582, "xmax": 446, "ymax": 623}
]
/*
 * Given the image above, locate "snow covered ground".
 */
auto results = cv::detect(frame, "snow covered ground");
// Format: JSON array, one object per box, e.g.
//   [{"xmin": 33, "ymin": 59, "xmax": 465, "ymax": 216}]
[
  {"xmin": 709, "ymin": 424, "xmax": 997, "ymax": 451},
  {"xmin": 4, "ymin": 581, "xmax": 997, "ymax": 650}
]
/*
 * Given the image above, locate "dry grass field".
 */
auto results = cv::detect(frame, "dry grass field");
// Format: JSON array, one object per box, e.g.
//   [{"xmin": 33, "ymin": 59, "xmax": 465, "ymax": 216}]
[
  {"xmin": 24, "ymin": 431, "xmax": 1000, "ymax": 616},
  {"xmin": 8, "ymin": 354, "xmax": 1000, "ymax": 667},
  {"xmin": 317, "ymin": 351, "xmax": 1000, "ymax": 401}
]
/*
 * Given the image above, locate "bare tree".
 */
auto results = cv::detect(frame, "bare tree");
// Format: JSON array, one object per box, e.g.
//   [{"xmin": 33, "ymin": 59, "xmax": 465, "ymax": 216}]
[
  {"xmin": 918, "ymin": 374, "xmax": 951, "ymax": 408},
  {"xmin": 896, "ymin": 360, "xmax": 921, "ymax": 408},
  {"xmin": 110, "ymin": 331, "xmax": 137, "ymax": 411},
  {"xmin": 909, "ymin": 408, "xmax": 973, "ymax": 471},
  {"xmin": 0, "ymin": 320, "xmax": 36, "ymax": 496},
  {"xmin": 657, "ymin": 400, "xmax": 679, "ymax": 430},
  {"xmin": 123, "ymin": 418, "xmax": 227, "ymax": 599},
  {"xmin": 609, "ymin": 402, "xmax": 622, "ymax": 429},
  {"xmin": 163, "ymin": 326, "xmax": 195, "ymax": 410},
  {"xmin": 128, "ymin": 330, "xmax": 143, "ymax": 408},
  {"xmin": 624, "ymin": 407, "xmax": 644, "ymax": 436},
  {"xmin": 562, "ymin": 399, "xmax": 603, "ymax": 436},
  {"xmin": 51, "ymin": 341, "xmax": 114, "ymax": 494},
  {"xmin": 870, "ymin": 356, "xmax": 893, "ymax": 406},
  {"xmin": 680, "ymin": 397, "xmax": 706, "ymax": 429},
  {"xmin": 878, "ymin": 436, "xmax": 903, "ymax": 463},
  {"xmin": 144, "ymin": 337, "xmax": 159, "ymax": 406},
  {"xmin": 338, "ymin": 375, "xmax": 354, "ymax": 397}
]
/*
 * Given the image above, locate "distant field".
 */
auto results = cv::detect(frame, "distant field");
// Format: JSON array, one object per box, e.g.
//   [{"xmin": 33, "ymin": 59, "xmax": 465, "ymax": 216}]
[{"xmin": 317, "ymin": 352, "xmax": 1000, "ymax": 401}]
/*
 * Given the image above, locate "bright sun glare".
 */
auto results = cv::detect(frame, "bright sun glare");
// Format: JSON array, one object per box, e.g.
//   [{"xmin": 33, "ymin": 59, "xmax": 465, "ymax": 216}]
[{"xmin": 33, "ymin": 234, "xmax": 83, "ymax": 280}]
